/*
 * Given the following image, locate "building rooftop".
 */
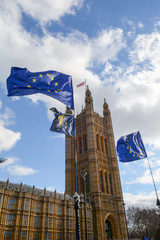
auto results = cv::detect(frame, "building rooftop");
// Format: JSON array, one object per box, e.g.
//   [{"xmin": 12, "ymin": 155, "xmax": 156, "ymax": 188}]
[{"xmin": 0, "ymin": 180, "xmax": 72, "ymax": 200}]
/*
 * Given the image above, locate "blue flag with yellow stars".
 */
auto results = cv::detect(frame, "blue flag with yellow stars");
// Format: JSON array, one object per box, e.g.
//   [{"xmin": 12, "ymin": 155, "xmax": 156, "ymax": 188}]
[
  {"xmin": 117, "ymin": 131, "xmax": 147, "ymax": 163},
  {"xmin": 50, "ymin": 108, "xmax": 75, "ymax": 137},
  {"xmin": 6, "ymin": 67, "xmax": 74, "ymax": 110}
]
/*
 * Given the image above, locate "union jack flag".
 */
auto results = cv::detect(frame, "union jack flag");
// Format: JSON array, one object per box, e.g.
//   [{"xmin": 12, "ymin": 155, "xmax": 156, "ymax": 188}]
[{"xmin": 77, "ymin": 81, "xmax": 86, "ymax": 87}]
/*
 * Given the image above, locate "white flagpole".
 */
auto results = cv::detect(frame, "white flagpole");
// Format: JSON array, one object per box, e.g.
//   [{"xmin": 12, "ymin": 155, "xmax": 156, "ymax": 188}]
[{"xmin": 146, "ymin": 157, "xmax": 159, "ymax": 202}]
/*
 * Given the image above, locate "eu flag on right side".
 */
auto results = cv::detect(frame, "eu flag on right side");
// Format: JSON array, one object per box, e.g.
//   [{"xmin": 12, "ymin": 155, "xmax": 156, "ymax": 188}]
[{"xmin": 117, "ymin": 131, "xmax": 147, "ymax": 163}]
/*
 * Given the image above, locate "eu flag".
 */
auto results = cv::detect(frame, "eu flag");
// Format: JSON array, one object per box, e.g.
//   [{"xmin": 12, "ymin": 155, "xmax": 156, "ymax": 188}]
[
  {"xmin": 117, "ymin": 131, "xmax": 147, "ymax": 163},
  {"xmin": 50, "ymin": 108, "xmax": 75, "ymax": 137},
  {"xmin": 7, "ymin": 67, "xmax": 74, "ymax": 110}
]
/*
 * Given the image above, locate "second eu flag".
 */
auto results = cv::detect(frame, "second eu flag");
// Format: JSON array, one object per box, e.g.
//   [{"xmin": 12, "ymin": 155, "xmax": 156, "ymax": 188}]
[
  {"xmin": 6, "ymin": 67, "xmax": 74, "ymax": 110},
  {"xmin": 117, "ymin": 131, "xmax": 147, "ymax": 163},
  {"xmin": 50, "ymin": 108, "xmax": 75, "ymax": 137}
]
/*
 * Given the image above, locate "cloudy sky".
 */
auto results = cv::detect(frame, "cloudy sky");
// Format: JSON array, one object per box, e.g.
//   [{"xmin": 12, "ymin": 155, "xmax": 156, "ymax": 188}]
[{"xmin": 0, "ymin": 0, "xmax": 160, "ymax": 208}]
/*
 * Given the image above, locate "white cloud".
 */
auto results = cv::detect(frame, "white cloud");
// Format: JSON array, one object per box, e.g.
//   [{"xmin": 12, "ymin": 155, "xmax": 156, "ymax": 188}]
[
  {"xmin": 0, "ymin": 157, "xmax": 18, "ymax": 168},
  {"xmin": 91, "ymin": 28, "xmax": 126, "ymax": 64},
  {"xmin": 154, "ymin": 21, "xmax": 160, "ymax": 28},
  {"xmin": 139, "ymin": 157, "xmax": 160, "ymax": 169},
  {"xmin": 0, "ymin": 107, "xmax": 16, "ymax": 126},
  {"xmin": 106, "ymin": 28, "xmax": 160, "ymax": 150},
  {"xmin": 18, "ymin": 0, "xmax": 84, "ymax": 24},
  {"xmin": 1, "ymin": 1, "xmax": 160, "ymax": 150},
  {"xmin": 49, "ymin": 134, "xmax": 65, "ymax": 139},
  {"xmin": 0, "ymin": 125, "xmax": 21, "ymax": 153},
  {"xmin": 46, "ymin": 186, "xmax": 56, "ymax": 192},
  {"xmin": 147, "ymin": 151, "xmax": 155, "ymax": 157},
  {"xmin": 119, "ymin": 170, "xmax": 126, "ymax": 175},
  {"xmin": 130, "ymin": 31, "xmax": 160, "ymax": 67},
  {"xmin": 149, "ymin": 159, "xmax": 160, "ymax": 168},
  {"xmin": 7, "ymin": 165, "xmax": 38, "ymax": 176},
  {"xmin": 124, "ymin": 191, "xmax": 159, "ymax": 208},
  {"xmin": 0, "ymin": 0, "xmax": 126, "ymax": 115},
  {"xmin": 1, "ymin": 0, "xmax": 160, "ymax": 202},
  {"xmin": 126, "ymin": 168, "xmax": 160, "ymax": 185},
  {"xmin": 0, "ymin": 104, "xmax": 21, "ymax": 153},
  {"xmin": 138, "ymin": 22, "xmax": 144, "ymax": 29},
  {"xmin": 0, "ymin": 0, "xmax": 84, "ymax": 26},
  {"xmin": 86, "ymin": 2, "xmax": 92, "ymax": 12},
  {"xmin": 0, "ymin": 156, "xmax": 38, "ymax": 176}
]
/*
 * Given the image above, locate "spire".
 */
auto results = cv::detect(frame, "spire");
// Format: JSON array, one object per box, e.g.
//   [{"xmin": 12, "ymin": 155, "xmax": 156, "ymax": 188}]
[
  {"xmin": 6, "ymin": 178, "xmax": 9, "ymax": 189},
  {"xmin": 103, "ymin": 98, "xmax": 110, "ymax": 120},
  {"xmin": 85, "ymin": 85, "xmax": 93, "ymax": 111}
]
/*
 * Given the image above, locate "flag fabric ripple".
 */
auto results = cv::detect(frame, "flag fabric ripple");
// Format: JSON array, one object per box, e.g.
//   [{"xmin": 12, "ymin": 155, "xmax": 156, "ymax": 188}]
[
  {"xmin": 117, "ymin": 131, "xmax": 147, "ymax": 163},
  {"xmin": 50, "ymin": 108, "xmax": 75, "ymax": 137},
  {"xmin": 7, "ymin": 67, "xmax": 74, "ymax": 110}
]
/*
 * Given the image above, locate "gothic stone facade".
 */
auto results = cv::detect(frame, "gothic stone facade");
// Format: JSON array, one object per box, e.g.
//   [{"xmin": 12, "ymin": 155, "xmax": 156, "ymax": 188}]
[
  {"xmin": 0, "ymin": 86, "xmax": 127, "ymax": 240},
  {"xmin": 65, "ymin": 86, "xmax": 128, "ymax": 239},
  {"xmin": 0, "ymin": 180, "xmax": 93, "ymax": 240}
]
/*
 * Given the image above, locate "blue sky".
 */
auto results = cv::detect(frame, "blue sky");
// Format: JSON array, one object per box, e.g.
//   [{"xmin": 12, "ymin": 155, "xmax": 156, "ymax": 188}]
[{"xmin": 0, "ymin": 0, "xmax": 160, "ymax": 208}]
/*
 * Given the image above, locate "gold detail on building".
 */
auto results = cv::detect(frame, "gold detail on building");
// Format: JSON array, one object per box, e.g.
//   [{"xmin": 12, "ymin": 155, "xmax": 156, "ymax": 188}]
[{"xmin": 0, "ymin": 87, "xmax": 128, "ymax": 240}]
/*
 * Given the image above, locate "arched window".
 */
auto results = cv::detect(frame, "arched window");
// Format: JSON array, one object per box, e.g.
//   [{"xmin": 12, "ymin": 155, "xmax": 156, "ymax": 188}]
[
  {"xmin": 105, "ymin": 138, "xmax": 109, "ymax": 156},
  {"xmin": 86, "ymin": 173, "xmax": 90, "ymax": 193},
  {"xmin": 80, "ymin": 175, "xmax": 84, "ymax": 194},
  {"xmin": 83, "ymin": 135, "xmax": 87, "ymax": 152},
  {"xmin": 80, "ymin": 172, "xmax": 90, "ymax": 194},
  {"xmin": 79, "ymin": 137, "xmax": 82, "ymax": 154},
  {"xmin": 96, "ymin": 134, "xmax": 101, "ymax": 151},
  {"xmin": 105, "ymin": 220, "xmax": 112, "ymax": 239},
  {"xmin": 99, "ymin": 170, "xmax": 104, "ymax": 192},
  {"xmin": 105, "ymin": 172, "xmax": 109, "ymax": 194},
  {"xmin": 109, "ymin": 173, "xmax": 113, "ymax": 195},
  {"xmin": 101, "ymin": 136, "xmax": 105, "ymax": 153}
]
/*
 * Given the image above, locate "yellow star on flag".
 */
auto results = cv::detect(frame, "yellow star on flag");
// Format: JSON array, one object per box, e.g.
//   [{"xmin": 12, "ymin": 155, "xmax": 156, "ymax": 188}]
[
  {"xmin": 47, "ymin": 73, "xmax": 50, "ymax": 77},
  {"xmin": 39, "ymin": 74, "xmax": 42, "ymax": 78},
  {"xmin": 27, "ymin": 85, "xmax": 31, "ymax": 88},
  {"xmin": 55, "ymin": 82, "xmax": 58, "ymax": 86},
  {"xmin": 32, "ymin": 78, "xmax": 36, "ymax": 83}
]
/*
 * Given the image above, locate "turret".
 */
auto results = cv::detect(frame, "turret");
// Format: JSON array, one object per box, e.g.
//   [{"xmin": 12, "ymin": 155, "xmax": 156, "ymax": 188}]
[
  {"xmin": 85, "ymin": 86, "xmax": 93, "ymax": 112},
  {"xmin": 103, "ymin": 98, "xmax": 111, "ymax": 121}
]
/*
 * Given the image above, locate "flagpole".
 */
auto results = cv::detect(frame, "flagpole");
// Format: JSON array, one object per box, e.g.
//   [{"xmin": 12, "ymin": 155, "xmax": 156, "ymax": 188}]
[
  {"xmin": 146, "ymin": 157, "xmax": 159, "ymax": 203},
  {"xmin": 85, "ymin": 79, "xmax": 87, "ymax": 91},
  {"xmin": 140, "ymin": 132, "xmax": 160, "ymax": 205},
  {"xmin": 74, "ymin": 79, "xmax": 87, "ymax": 240},
  {"xmin": 74, "ymin": 124, "xmax": 78, "ymax": 193},
  {"xmin": 73, "ymin": 105, "xmax": 81, "ymax": 240}
]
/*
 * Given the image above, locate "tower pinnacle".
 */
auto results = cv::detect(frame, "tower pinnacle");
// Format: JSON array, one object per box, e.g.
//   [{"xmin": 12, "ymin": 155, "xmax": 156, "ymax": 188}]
[
  {"xmin": 85, "ymin": 85, "xmax": 93, "ymax": 111},
  {"xmin": 103, "ymin": 98, "xmax": 110, "ymax": 121}
]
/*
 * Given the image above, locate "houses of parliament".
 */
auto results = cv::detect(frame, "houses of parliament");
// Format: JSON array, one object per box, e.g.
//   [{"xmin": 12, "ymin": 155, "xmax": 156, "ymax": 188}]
[{"xmin": 0, "ymin": 86, "xmax": 128, "ymax": 240}]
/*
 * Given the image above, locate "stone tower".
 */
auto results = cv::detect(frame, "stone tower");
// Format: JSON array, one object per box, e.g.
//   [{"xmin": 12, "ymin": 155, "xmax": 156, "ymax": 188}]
[{"xmin": 65, "ymin": 86, "xmax": 128, "ymax": 240}]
